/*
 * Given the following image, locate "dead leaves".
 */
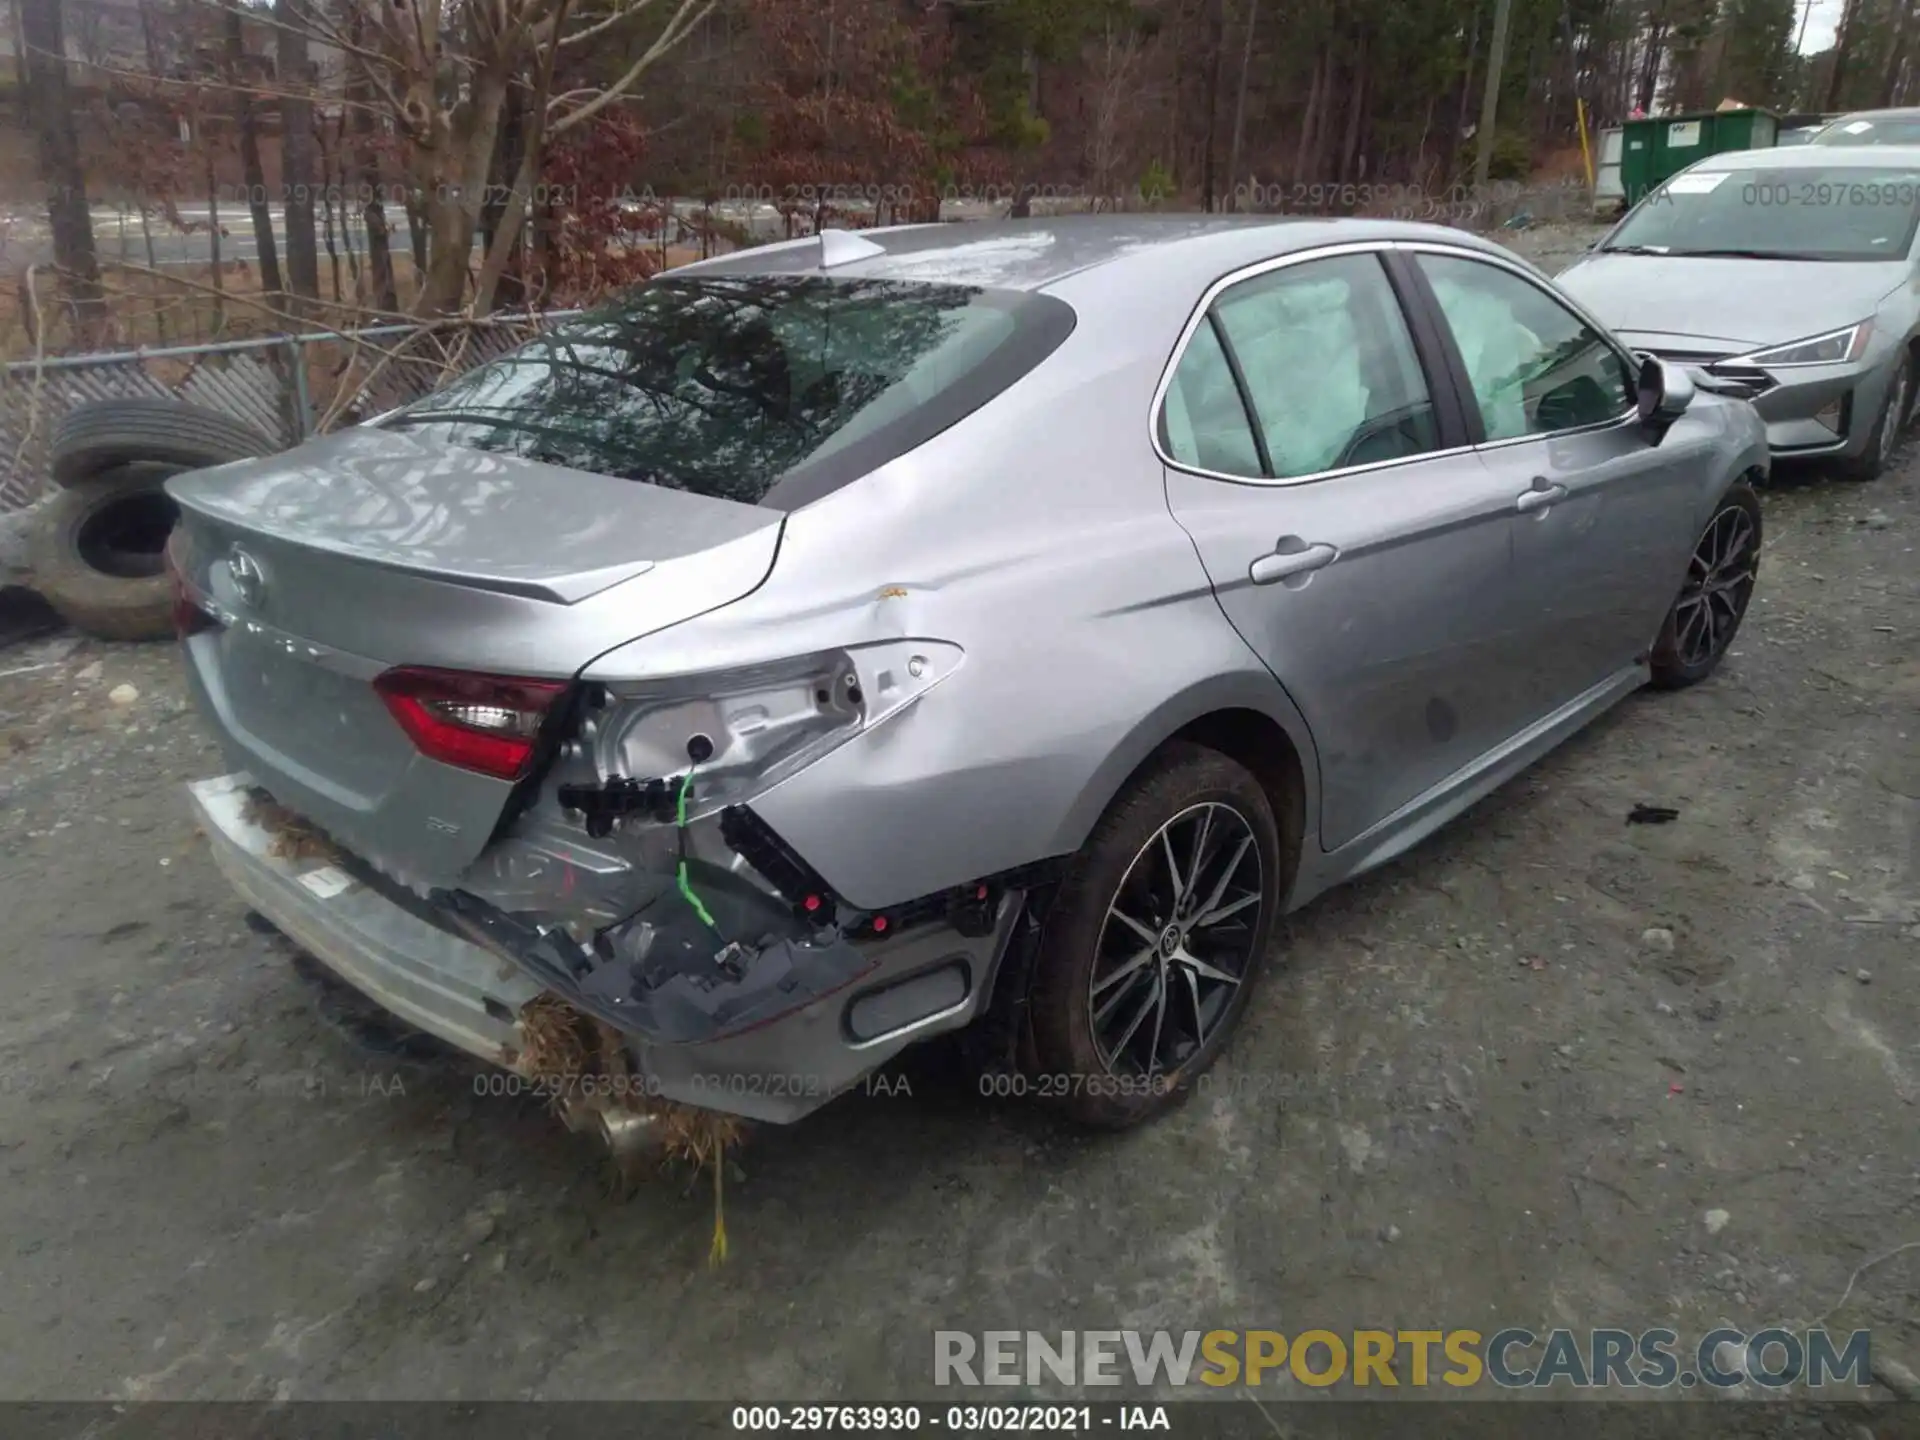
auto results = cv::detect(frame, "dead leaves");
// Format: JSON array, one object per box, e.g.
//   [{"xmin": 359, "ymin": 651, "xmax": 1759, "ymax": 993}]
[{"xmin": 240, "ymin": 791, "xmax": 343, "ymax": 864}]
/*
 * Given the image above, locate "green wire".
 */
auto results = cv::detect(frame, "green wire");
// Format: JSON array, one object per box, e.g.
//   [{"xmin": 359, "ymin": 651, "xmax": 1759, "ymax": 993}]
[{"xmin": 675, "ymin": 768, "xmax": 719, "ymax": 932}]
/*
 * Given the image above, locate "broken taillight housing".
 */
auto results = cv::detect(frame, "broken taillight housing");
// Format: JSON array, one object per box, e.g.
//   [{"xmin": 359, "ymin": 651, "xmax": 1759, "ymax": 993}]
[
  {"xmin": 588, "ymin": 640, "xmax": 966, "ymax": 820},
  {"xmin": 374, "ymin": 666, "xmax": 567, "ymax": 782}
]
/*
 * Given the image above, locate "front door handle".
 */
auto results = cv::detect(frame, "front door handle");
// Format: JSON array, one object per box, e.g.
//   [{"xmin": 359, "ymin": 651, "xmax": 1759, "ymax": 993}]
[
  {"xmin": 1250, "ymin": 540, "xmax": 1338, "ymax": 585},
  {"xmin": 1515, "ymin": 478, "xmax": 1568, "ymax": 513}
]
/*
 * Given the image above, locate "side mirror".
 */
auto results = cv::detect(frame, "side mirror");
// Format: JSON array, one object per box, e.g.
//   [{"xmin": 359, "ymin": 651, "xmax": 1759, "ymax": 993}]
[{"xmin": 1636, "ymin": 354, "xmax": 1694, "ymax": 431}]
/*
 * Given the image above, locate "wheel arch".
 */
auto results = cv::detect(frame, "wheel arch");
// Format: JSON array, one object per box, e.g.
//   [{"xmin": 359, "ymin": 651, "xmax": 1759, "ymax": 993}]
[
  {"xmin": 1049, "ymin": 671, "xmax": 1319, "ymax": 904},
  {"xmin": 1689, "ymin": 401, "xmax": 1768, "ymax": 536},
  {"xmin": 1723, "ymin": 461, "xmax": 1766, "ymax": 511},
  {"xmin": 982, "ymin": 682, "xmax": 1316, "ymax": 1097},
  {"xmin": 1166, "ymin": 709, "xmax": 1309, "ymax": 903}
]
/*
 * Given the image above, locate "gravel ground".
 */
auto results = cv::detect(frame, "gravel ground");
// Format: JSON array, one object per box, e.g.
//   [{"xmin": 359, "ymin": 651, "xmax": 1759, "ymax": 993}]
[{"xmin": 2, "ymin": 226, "xmax": 1919, "ymax": 1413}]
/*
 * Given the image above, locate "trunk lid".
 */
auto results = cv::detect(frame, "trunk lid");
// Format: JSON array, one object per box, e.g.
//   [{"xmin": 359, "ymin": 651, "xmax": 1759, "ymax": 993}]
[{"xmin": 169, "ymin": 427, "xmax": 784, "ymax": 889}]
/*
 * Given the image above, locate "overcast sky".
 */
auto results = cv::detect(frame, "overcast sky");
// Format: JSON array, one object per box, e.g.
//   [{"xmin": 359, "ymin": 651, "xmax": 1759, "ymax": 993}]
[{"xmin": 1796, "ymin": 0, "xmax": 1844, "ymax": 53}]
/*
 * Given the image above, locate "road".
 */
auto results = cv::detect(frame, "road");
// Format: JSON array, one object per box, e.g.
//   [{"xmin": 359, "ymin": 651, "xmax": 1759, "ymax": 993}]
[{"xmin": 0, "ymin": 228, "xmax": 1914, "ymax": 1415}]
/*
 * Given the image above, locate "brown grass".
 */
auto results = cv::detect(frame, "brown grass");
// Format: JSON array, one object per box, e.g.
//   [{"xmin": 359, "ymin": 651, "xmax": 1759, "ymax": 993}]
[
  {"xmin": 516, "ymin": 991, "xmax": 748, "ymax": 1265},
  {"xmin": 518, "ymin": 992, "xmax": 593, "ymax": 1081},
  {"xmin": 1534, "ymin": 144, "xmax": 1597, "ymax": 185},
  {"xmin": 240, "ymin": 790, "xmax": 345, "ymax": 864}
]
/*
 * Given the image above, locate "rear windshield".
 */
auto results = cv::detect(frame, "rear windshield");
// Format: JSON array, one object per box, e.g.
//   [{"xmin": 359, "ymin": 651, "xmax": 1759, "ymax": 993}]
[
  {"xmin": 1813, "ymin": 116, "xmax": 1920, "ymax": 146},
  {"xmin": 1603, "ymin": 165, "xmax": 1920, "ymax": 260},
  {"xmin": 380, "ymin": 275, "xmax": 1075, "ymax": 509}
]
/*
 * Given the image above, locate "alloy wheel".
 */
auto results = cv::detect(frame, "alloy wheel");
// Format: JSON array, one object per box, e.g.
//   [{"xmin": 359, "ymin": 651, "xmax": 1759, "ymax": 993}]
[
  {"xmin": 1087, "ymin": 802, "xmax": 1264, "ymax": 1078},
  {"xmin": 1672, "ymin": 503, "xmax": 1759, "ymax": 669}
]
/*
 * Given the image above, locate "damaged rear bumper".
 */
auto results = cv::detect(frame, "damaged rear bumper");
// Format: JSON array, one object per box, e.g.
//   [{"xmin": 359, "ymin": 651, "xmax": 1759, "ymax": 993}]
[{"xmin": 189, "ymin": 772, "xmax": 1020, "ymax": 1123}]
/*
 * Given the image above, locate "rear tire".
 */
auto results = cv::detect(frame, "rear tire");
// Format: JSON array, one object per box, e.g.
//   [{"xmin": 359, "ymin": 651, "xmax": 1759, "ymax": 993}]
[
  {"xmin": 27, "ymin": 465, "xmax": 181, "ymax": 641},
  {"xmin": 1025, "ymin": 742, "xmax": 1282, "ymax": 1129},
  {"xmin": 50, "ymin": 398, "xmax": 276, "ymax": 490},
  {"xmin": 1649, "ymin": 480, "xmax": 1762, "ymax": 690}
]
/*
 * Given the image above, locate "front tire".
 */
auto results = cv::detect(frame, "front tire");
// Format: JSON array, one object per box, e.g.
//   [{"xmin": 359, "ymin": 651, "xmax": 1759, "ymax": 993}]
[
  {"xmin": 1025, "ymin": 743, "xmax": 1282, "ymax": 1129},
  {"xmin": 1836, "ymin": 352, "xmax": 1912, "ymax": 483},
  {"xmin": 1649, "ymin": 480, "xmax": 1762, "ymax": 690}
]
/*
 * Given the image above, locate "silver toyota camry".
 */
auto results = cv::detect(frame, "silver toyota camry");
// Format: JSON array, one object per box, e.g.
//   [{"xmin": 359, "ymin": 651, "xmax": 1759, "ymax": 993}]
[
  {"xmin": 1557, "ymin": 145, "xmax": 1920, "ymax": 480},
  {"xmin": 166, "ymin": 216, "xmax": 1768, "ymax": 1139}
]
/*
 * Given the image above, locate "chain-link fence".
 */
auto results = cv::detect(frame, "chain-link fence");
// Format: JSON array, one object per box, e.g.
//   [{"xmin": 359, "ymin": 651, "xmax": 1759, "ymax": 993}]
[{"xmin": 0, "ymin": 310, "xmax": 584, "ymax": 512}]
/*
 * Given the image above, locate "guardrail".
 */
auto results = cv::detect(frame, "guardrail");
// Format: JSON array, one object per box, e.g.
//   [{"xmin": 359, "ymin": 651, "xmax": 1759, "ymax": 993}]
[{"xmin": 0, "ymin": 310, "xmax": 584, "ymax": 511}]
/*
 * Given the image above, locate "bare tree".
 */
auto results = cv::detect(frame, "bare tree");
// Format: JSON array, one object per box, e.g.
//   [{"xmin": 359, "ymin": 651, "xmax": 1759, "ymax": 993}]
[
  {"xmin": 67, "ymin": 0, "xmax": 106, "ymax": 69},
  {"xmin": 282, "ymin": 0, "xmax": 721, "ymax": 314},
  {"xmin": 225, "ymin": 3, "xmax": 285, "ymax": 299},
  {"xmin": 1824, "ymin": 0, "xmax": 1863, "ymax": 108},
  {"xmin": 1225, "ymin": 0, "xmax": 1260, "ymax": 208},
  {"xmin": 278, "ymin": 0, "xmax": 321, "ymax": 308},
  {"xmin": 135, "ymin": 0, "xmax": 165, "ymax": 74},
  {"xmin": 1087, "ymin": 17, "xmax": 1141, "ymax": 206},
  {"xmin": 1881, "ymin": 0, "xmax": 1916, "ymax": 106},
  {"xmin": 20, "ymin": 0, "xmax": 105, "ymax": 331},
  {"xmin": 1199, "ymin": 0, "xmax": 1227, "ymax": 210},
  {"xmin": 345, "ymin": 32, "xmax": 398, "ymax": 310}
]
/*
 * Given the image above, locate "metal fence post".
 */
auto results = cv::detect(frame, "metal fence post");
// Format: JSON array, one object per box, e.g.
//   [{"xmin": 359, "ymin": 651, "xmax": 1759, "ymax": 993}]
[{"xmin": 285, "ymin": 336, "xmax": 313, "ymax": 441}]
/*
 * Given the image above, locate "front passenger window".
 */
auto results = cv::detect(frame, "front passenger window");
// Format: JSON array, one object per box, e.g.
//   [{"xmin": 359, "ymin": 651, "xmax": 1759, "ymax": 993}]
[{"xmin": 1416, "ymin": 253, "xmax": 1636, "ymax": 441}]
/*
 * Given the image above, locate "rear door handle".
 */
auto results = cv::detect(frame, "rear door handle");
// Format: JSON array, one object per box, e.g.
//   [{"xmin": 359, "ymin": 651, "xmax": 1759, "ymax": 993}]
[
  {"xmin": 1515, "ymin": 479, "xmax": 1568, "ymax": 513},
  {"xmin": 1250, "ymin": 540, "xmax": 1338, "ymax": 585}
]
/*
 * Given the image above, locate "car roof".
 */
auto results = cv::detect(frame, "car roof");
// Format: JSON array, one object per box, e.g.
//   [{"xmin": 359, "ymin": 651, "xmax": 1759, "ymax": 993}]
[
  {"xmin": 1685, "ymin": 142, "xmax": 1920, "ymax": 170},
  {"xmin": 667, "ymin": 213, "xmax": 1523, "ymax": 293}
]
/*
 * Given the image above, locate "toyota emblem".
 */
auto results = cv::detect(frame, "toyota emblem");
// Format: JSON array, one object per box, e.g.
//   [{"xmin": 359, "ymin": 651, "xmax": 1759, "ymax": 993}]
[{"xmin": 228, "ymin": 546, "xmax": 267, "ymax": 609}]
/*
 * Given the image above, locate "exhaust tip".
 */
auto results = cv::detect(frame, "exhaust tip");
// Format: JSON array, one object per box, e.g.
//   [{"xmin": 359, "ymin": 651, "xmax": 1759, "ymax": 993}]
[
  {"xmin": 598, "ymin": 1108, "xmax": 665, "ymax": 1162},
  {"xmin": 560, "ymin": 1093, "xmax": 665, "ymax": 1164}
]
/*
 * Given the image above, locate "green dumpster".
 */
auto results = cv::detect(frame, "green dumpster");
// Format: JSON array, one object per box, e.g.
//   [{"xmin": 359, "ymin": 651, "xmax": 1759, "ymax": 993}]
[{"xmin": 1619, "ymin": 108, "xmax": 1779, "ymax": 204}]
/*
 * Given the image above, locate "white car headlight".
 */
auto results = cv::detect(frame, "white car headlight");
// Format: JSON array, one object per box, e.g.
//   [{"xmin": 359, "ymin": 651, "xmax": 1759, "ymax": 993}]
[
  {"xmin": 1736, "ymin": 321, "xmax": 1873, "ymax": 368},
  {"xmin": 586, "ymin": 640, "xmax": 964, "ymax": 819}
]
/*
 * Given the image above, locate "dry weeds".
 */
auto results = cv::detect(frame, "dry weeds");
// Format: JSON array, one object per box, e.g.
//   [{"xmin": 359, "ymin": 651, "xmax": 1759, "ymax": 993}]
[
  {"xmin": 239, "ymin": 790, "xmax": 343, "ymax": 864},
  {"xmin": 517, "ymin": 992, "xmax": 748, "ymax": 1267}
]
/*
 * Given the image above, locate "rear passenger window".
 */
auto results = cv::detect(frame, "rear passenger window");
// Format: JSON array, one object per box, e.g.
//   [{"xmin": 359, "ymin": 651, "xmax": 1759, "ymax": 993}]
[
  {"xmin": 1213, "ymin": 253, "xmax": 1441, "ymax": 478},
  {"xmin": 1161, "ymin": 318, "xmax": 1264, "ymax": 478}
]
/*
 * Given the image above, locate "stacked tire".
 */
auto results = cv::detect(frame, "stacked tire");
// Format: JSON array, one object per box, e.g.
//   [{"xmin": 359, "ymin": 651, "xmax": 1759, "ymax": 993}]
[{"xmin": 28, "ymin": 400, "xmax": 277, "ymax": 641}]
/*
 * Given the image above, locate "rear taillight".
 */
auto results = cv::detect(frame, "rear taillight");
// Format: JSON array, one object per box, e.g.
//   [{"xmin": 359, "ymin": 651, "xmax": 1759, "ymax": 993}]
[{"xmin": 374, "ymin": 666, "xmax": 566, "ymax": 782}]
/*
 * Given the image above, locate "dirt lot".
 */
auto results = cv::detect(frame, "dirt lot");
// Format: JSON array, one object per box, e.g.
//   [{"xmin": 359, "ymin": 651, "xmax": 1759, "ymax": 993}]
[{"xmin": 2, "ymin": 227, "xmax": 1919, "ymax": 1412}]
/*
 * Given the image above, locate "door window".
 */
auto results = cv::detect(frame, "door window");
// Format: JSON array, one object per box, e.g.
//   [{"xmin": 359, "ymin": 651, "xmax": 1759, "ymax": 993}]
[
  {"xmin": 1416, "ymin": 253, "xmax": 1636, "ymax": 441},
  {"xmin": 1212, "ymin": 253, "xmax": 1442, "ymax": 479},
  {"xmin": 1160, "ymin": 317, "xmax": 1265, "ymax": 477},
  {"xmin": 1158, "ymin": 252, "xmax": 1442, "ymax": 480}
]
